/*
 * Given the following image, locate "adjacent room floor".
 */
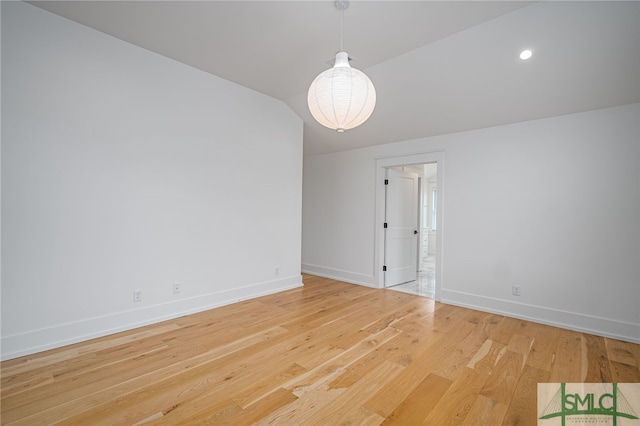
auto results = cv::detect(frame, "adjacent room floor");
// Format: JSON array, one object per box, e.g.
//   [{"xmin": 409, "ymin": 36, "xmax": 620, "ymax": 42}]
[{"xmin": 388, "ymin": 255, "xmax": 435, "ymax": 298}]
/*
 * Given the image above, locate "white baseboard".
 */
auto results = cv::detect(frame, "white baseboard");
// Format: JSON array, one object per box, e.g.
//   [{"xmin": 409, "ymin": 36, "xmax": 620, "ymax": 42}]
[
  {"xmin": 301, "ymin": 263, "xmax": 376, "ymax": 288},
  {"xmin": 440, "ymin": 288, "xmax": 640, "ymax": 344},
  {"xmin": 1, "ymin": 275, "xmax": 303, "ymax": 360}
]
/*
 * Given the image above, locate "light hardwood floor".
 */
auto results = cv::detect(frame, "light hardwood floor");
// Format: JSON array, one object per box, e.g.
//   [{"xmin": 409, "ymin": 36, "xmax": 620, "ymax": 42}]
[{"xmin": 2, "ymin": 274, "xmax": 639, "ymax": 425}]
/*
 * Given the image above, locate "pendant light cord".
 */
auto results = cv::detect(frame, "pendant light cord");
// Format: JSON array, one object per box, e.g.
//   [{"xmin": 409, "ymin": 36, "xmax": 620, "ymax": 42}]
[
  {"xmin": 340, "ymin": 4, "xmax": 344, "ymax": 52},
  {"xmin": 335, "ymin": 0, "xmax": 349, "ymax": 52}
]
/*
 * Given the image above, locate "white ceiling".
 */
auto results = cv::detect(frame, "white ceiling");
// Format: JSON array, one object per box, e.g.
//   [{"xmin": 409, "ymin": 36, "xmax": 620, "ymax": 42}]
[{"xmin": 30, "ymin": 1, "xmax": 640, "ymax": 156}]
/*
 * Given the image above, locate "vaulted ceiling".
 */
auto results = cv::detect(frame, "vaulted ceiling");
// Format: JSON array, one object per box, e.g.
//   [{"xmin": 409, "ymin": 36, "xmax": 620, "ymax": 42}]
[{"xmin": 30, "ymin": 1, "xmax": 640, "ymax": 155}]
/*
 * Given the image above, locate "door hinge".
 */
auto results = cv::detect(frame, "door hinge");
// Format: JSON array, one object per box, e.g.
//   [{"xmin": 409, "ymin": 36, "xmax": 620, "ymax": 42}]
[
  {"xmin": 384, "ymin": 222, "xmax": 388, "ymax": 229},
  {"xmin": 384, "ymin": 179, "xmax": 389, "ymax": 185},
  {"xmin": 383, "ymin": 265, "xmax": 387, "ymax": 272}
]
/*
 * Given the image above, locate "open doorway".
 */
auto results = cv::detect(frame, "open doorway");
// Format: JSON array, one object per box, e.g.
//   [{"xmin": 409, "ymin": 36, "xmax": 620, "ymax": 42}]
[
  {"xmin": 374, "ymin": 152, "xmax": 443, "ymax": 300},
  {"xmin": 382, "ymin": 164, "xmax": 437, "ymax": 298}
]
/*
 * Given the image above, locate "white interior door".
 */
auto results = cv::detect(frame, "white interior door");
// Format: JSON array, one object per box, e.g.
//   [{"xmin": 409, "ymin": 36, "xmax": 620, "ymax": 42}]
[{"xmin": 384, "ymin": 168, "xmax": 419, "ymax": 287}]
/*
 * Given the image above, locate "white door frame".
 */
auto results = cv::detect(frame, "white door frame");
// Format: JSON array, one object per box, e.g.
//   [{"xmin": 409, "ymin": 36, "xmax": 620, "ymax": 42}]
[{"xmin": 374, "ymin": 151, "xmax": 444, "ymax": 300}]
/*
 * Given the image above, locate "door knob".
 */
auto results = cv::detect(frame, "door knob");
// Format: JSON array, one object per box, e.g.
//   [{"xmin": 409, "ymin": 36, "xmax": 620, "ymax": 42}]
[{"xmin": 414, "ymin": 230, "xmax": 418, "ymax": 234}]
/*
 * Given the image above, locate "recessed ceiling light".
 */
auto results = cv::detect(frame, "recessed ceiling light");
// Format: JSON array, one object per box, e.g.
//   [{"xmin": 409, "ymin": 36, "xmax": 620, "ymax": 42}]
[{"xmin": 520, "ymin": 49, "xmax": 533, "ymax": 60}]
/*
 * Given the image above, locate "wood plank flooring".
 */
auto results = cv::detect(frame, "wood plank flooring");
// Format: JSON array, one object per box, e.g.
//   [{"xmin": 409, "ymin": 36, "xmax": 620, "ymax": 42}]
[{"xmin": 1, "ymin": 274, "xmax": 639, "ymax": 425}]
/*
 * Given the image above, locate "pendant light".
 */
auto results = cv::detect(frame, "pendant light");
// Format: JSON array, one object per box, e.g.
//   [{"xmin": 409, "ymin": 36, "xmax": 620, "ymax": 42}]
[{"xmin": 307, "ymin": 0, "xmax": 376, "ymax": 133}]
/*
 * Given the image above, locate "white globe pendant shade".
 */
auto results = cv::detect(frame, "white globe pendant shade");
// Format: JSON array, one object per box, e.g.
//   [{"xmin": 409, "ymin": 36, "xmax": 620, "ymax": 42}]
[{"xmin": 307, "ymin": 52, "xmax": 376, "ymax": 132}]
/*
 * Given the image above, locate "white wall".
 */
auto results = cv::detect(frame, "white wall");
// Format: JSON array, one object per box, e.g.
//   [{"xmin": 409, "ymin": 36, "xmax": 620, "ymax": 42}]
[
  {"xmin": 1, "ymin": 2, "xmax": 303, "ymax": 360},
  {"xmin": 302, "ymin": 103, "xmax": 640, "ymax": 343}
]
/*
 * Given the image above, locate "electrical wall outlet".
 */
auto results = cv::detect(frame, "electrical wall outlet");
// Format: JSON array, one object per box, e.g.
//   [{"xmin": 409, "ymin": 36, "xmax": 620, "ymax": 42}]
[
  {"xmin": 512, "ymin": 285, "xmax": 521, "ymax": 296},
  {"xmin": 173, "ymin": 282, "xmax": 181, "ymax": 294},
  {"xmin": 275, "ymin": 266, "xmax": 280, "ymax": 276},
  {"xmin": 133, "ymin": 289, "xmax": 142, "ymax": 302}
]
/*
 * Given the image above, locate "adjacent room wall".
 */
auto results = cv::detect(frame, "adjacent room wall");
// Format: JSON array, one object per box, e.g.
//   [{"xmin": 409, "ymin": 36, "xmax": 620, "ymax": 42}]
[
  {"xmin": 1, "ymin": 2, "xmax": 303, "ymax": 360},
  {"xmin": 302, "ymin": 103, "xmax": 640, "ymax": 343}
]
